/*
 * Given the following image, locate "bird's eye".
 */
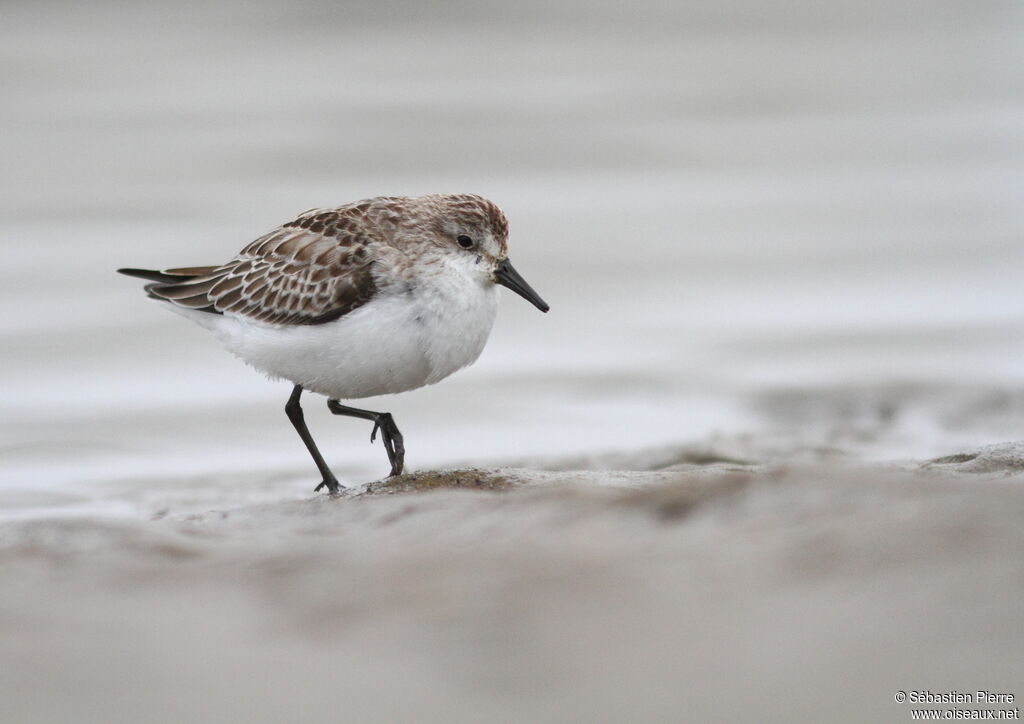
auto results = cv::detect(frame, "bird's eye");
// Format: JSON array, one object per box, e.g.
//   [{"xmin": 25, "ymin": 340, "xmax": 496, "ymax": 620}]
[{"xmin": 456, "ymin": 235, "xmax": 474, "ymax": 249}]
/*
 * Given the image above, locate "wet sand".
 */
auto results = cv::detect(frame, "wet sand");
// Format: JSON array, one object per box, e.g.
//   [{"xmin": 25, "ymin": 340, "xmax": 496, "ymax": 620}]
[
  {"xmin": 3, "ymin": 445, "xmax": 1023, "ymax": 723},
  {"xmin": 2, "ymin": 0, "xmax": 1023, "ymax": 720}
]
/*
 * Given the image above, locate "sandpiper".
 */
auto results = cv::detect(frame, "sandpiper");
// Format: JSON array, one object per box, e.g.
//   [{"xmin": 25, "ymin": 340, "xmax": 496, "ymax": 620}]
[{"xmin": 119, "ymin": 193, "xmax": 549, "ymax": 493}]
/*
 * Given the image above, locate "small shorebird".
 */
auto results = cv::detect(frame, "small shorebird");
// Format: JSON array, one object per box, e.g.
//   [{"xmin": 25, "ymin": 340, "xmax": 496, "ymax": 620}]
[{"xmin": 119, "ymin": 193, "xmax": 548, "ymax": 493}]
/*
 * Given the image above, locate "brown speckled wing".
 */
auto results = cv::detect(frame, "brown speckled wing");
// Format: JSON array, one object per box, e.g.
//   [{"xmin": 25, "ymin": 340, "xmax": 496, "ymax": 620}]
[{"xmin": 147, "ymin": 208, "xmax": 379, "ymax": 326}]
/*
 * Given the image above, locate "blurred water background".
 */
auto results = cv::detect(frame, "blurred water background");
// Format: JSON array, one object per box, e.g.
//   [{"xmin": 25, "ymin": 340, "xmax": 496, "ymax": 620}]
[{"xmin": 2, "ymin": 0, "xmax": 1022, "ymax": 517}]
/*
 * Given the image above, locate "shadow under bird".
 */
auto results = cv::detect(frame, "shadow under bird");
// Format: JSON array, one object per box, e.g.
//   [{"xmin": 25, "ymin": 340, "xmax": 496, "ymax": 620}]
[{"xmin": 118, "ymin": 193, "xmax": 549, "ymax": 493}]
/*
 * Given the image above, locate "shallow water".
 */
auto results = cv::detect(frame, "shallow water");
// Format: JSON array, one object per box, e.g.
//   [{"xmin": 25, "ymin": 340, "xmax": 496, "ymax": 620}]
[
  {"xmin": 2, "ymin": 4, "xmax": 1024, "ymax": 722},
  {"xmin": 2, "ymin": 0, "xmax": 1023, "ymax": 510}
]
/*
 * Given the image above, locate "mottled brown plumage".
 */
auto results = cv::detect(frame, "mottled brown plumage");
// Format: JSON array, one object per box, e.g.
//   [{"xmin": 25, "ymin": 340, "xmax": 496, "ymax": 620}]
[
  {"xmin": 142, "ymin": 205, "xmax": 381, "ymax": 325},
  {"xmin": 133, "ymin": 194, "xmax": 510, "ymax": 327}
]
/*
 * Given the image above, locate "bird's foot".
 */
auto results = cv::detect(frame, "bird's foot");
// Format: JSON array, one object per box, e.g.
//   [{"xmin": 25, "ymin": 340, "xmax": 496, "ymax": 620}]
[
  {"xmin": 370, "ymin": 413, "xmax": 405, "ymax": 477},
  {"xmin": 327, "ymin": 400, "xmax": 405, "ymax": 479},
  {"xmin": 314, "ymin": 476, "xmax": 341, "ymax": 494}
]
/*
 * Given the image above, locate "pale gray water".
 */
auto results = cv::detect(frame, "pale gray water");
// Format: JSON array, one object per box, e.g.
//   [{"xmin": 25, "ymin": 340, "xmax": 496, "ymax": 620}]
[
  {"xmin": 3, "ymin": 4, "xmax": 1024, "ymax": 723},
  {"xmin": 2, "ymin": 0, "xmax": 1023, "ymax": 507}
]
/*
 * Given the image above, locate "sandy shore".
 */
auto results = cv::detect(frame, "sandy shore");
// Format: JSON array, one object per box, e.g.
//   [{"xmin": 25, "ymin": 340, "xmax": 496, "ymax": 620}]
[
  {"xmin": 2, "ymin": 443, "xmax": 1022, "ymax": 723},
  {"xmin": 2, "ymin": 1, "xmax": 1021, "ymax": 721}
]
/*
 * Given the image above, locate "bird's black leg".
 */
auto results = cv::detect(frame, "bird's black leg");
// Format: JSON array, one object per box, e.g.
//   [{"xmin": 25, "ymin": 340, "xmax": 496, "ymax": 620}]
[
  {"xmin": 285, "ymin": 385, "xmax": 340, "ymax": 494},
  {"xmin": 326, "ymin": 400, "xmax": 405, "ymax": 477}
]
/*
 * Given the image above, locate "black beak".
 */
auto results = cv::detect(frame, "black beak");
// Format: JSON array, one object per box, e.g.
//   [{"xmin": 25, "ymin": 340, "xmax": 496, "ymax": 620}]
[{"xmin": 494, "ymin": 258, "xmax": 549, "ymax": 313}]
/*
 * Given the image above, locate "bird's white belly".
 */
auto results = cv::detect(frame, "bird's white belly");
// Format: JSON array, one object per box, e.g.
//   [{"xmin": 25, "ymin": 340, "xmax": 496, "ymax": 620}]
[{"xmin": 175, "ymin": 279, "xmax": 498, "ymax": 400}]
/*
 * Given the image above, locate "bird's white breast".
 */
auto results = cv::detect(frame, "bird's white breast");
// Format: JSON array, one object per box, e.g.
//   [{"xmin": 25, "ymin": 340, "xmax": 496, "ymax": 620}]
[{"xmin": 172, "ymin": 264, "xmax": 499, "ymax": 400}]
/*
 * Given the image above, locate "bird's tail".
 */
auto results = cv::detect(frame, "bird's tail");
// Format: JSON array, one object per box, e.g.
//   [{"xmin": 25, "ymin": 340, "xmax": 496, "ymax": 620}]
[
  {"xmin": 117, "ymin": 266, "xmax": 219, "ymax": 283},
  {"xmin": 117, "ymin": 266, "xmax": 223, "ymax": 314}
]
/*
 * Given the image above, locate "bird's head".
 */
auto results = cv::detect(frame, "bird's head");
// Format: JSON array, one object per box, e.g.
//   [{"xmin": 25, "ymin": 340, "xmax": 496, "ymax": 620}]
[{"xmin": 428, "ymin": 193, "xmax": 549, "ymax": 313}]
